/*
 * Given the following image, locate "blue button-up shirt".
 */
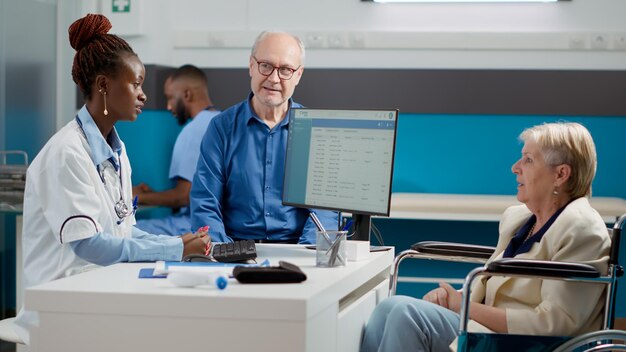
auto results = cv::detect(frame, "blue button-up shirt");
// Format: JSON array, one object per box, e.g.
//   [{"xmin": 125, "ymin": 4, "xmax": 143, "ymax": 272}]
[{"xmin": 190, "ymin": 94, "xmax": 338, "ymax": 244}]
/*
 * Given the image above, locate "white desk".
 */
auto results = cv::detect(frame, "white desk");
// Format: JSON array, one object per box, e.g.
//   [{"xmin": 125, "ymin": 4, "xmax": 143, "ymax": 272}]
[{"xmin": 25, "ymin": 244, "xmax": 393, "ymax": 352}]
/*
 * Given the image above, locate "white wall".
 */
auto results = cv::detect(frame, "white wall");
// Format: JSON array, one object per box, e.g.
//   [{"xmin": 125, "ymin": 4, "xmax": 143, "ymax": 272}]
[{"xmin": 80, "ymin": 0, "xmax": 626, "ymax": 70}]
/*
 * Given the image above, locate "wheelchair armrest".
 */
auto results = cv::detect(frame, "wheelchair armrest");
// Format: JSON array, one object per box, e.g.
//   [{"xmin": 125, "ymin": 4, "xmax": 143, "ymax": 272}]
[
  {"xmin": 411, "ymin": 241, "xmax": 496, "ymax": 260},
  {"xmin": 459, "ymin": 259, "xmax": 602, "ymax": 332},
  {"xmin": 487, "ymin": 258, "xmax": 600, "ymax": 278},
  {"xmin": 389, "ymin": 242, "xmax": 495, "ymax": 296}
]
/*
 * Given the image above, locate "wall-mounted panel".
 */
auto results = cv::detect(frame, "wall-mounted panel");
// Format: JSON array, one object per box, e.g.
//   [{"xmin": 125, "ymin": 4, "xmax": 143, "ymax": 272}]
[{"xmin": 81, "ymin": 66, "xmax": 626, "ymax": 117}]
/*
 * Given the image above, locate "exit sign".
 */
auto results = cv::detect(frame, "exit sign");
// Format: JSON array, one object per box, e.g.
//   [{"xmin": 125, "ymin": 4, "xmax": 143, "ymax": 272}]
[{"xmin": 112, "ymin": 0, "xmax": 130, "ymax": 13}]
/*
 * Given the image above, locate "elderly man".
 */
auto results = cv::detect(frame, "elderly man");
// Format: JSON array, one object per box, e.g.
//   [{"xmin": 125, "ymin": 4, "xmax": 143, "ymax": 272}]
[{"xmin": 190, "ymin": 31, "xmax": 338, "ymax": 244}]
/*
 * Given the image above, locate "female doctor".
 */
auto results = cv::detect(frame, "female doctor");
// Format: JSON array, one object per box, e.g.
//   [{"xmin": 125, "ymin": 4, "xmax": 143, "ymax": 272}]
[{"xmin": 13, "ymin": 14, "xmax": 209, "ymax": 345}]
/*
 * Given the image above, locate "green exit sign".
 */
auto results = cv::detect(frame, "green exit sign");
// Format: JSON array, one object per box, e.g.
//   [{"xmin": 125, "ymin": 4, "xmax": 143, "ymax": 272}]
[{"xmin": 112, "ymin": 0, "xmax": 131, "ymax": 13}]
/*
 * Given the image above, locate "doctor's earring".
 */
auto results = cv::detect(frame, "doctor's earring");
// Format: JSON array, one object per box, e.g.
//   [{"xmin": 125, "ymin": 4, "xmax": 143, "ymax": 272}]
[{"xmin": 99, "ymin": 89, "xmax": 109, "ymax": 116}]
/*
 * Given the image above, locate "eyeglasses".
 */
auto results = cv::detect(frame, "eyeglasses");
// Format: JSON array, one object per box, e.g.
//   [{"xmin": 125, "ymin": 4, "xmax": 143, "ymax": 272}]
[{"xmin": 252, "ymin": 56, "xmax": 300, "ymax": 80}]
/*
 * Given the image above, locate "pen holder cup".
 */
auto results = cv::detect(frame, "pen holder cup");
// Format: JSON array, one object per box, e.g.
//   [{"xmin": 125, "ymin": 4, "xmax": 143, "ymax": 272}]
[{"xmin": 316, "ymin": 230, "xmax": 347, "ymax": 268}]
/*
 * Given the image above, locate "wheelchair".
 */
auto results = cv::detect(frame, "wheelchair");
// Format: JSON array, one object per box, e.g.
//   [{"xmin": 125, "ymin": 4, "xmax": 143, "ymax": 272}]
[{"xmin": 388, "ymin": 213, "xmax": 626, "ymax": 352}]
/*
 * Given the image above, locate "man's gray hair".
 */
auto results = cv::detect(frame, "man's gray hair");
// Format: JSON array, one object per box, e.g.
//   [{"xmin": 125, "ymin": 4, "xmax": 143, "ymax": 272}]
[{"xmin": 251, "ymin": 31, "xmax": 306, "ymax": 65}]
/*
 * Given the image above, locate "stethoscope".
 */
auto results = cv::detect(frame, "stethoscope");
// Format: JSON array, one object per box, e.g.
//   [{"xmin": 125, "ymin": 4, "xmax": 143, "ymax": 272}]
[
  {"xmin": 97, "ymin": 162, "xmax": 134, "ymax": 224},
  {"xmin": 76, "ymin": 116, "xmax": 136, "ymax": 225}
]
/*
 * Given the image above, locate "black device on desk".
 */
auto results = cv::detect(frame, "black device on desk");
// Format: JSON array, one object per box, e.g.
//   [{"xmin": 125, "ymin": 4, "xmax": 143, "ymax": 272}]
[
  {"xmin": 233, "ymin": 261, "xmax": 307, "ymax": 283},
  {"xmin": 182, "ymin": 239, "xmax": 257, "ymax": 263}
]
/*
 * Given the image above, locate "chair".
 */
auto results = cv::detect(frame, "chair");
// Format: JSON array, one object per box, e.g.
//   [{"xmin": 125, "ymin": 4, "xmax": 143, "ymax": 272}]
[
  {"xmin": 0, "ymin": 317, "xmax": 24, "ymax": 345},
  {"xmin": 388, "ymin": 213, "xmax": 626, "ymax": 352}
]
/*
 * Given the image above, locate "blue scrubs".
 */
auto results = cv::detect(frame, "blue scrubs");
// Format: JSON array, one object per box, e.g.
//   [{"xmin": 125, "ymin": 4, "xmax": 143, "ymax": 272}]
[{"xmin": 136, "ymin": 109, "xmax": 219, "ymax": 235}]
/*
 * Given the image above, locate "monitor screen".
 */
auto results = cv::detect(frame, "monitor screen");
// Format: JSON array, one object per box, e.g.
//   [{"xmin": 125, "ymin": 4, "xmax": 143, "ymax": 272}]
[{"xmin": 283, "ymin": 108, "xmax": 398, "ymax": 241}]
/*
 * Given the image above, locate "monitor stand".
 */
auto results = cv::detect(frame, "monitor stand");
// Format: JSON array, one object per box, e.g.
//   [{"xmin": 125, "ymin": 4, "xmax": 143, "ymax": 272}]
[
  {"xmin": 304, "ymin": 214, "xmax": 391, "ymax": 252},
  {"xmin": 351, "ymin": 214, "xmax": 371, "ymax": 242},
  {"xmin": 350, "ymin": 214, "xmax": 391, "ymax": 252}
]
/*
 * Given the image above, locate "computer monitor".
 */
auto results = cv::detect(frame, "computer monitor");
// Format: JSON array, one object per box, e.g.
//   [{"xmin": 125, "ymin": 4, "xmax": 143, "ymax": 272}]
[{"xmin": 282, "ymin": 108, "xmax": 398, "ymax": 243}]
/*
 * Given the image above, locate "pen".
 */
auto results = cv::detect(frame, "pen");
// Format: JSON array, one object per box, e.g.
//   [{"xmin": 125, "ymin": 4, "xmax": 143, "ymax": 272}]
[
  {"xmin": 309, "ymin": 212, "xmax": 332, "ymax": 246},
  {"xmin": 131, "ymin": 195, "xmax": 138, "ymax": 216},
  {"xmin": 329, "ymin": 236, "xmax": 344, "ymax": 266},
  {"xmin": 309, "ymin": 212, "xmax": 326, "ymax": 233},
  {"xmin": 309, "ymin": 212, "xmax": 344, "ymax": 265},
  {"xmin": 342, "ymin": 220, "xmax": 353, "ymax": 232}
]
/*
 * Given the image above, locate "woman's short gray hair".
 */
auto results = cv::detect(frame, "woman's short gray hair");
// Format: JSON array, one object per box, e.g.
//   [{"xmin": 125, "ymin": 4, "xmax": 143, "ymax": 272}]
[
  {"xmin": 251, "ymin": 31, "xmax": 306, "ymax": 65},
  {"xmin": 519, "ymin": 122, "xmax": 597, "ymax": 198}
]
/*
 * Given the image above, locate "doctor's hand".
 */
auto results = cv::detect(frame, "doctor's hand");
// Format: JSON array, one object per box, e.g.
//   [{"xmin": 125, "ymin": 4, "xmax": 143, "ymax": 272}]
[
  {"xmin": 182, "ymin": 236, "xmax": 208, "ymax": 257},
  {"xmin": 181, "ymin": 227, "xmax": 211, "ymax": 257},
  {"xmin": 180, "ymin": 226, "xmax": 211, "ymax": 245}
]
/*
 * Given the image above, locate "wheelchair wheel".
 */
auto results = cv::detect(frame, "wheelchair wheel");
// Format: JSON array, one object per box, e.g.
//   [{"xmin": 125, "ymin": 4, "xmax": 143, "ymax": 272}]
[{"xmin": 552, "ymin": 330, "xmax": 626, "ymax": 352}]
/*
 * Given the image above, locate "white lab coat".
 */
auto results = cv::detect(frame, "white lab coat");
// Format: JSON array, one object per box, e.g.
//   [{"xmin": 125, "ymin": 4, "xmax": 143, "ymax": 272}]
[{"xmin": 14, "ymin": 106, "xmax": 136, "ymax": 344}]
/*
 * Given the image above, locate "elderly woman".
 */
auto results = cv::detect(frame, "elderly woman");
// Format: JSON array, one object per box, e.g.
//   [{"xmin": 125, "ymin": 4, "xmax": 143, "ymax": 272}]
[{"xmin": 360, "ymin": 122, "xmax": 611, "ymax": 352}]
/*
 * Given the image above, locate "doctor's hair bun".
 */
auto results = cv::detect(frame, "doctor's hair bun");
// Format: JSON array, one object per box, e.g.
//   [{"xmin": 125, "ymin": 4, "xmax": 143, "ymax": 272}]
[
  {"xmin": 69, "ymin": 13, "xmax": 137, "ymax": 99},
  {"xmin": 68, "ymin": 13, "xmax": 112, "ymax": 51}
]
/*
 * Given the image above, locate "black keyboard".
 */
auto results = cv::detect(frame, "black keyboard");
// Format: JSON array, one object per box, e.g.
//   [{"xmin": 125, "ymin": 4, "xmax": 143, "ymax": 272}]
[{"xmin": 212, "ymin": 240, "xmax": 257, "ymax": 263}]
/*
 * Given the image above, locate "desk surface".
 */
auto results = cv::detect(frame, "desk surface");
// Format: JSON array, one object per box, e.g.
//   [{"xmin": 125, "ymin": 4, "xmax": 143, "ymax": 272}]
[
  {"xmin": 27, "ymin": 244, "xmax": 391, "ymax": 320},
  {"xmin": 26, "ymin": 244, "xmax": 394, "ymax": 352}
]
